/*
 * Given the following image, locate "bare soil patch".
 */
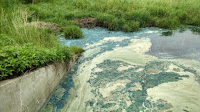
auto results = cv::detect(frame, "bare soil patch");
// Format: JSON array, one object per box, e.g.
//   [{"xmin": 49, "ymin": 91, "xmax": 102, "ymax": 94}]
[{"xmin": 76, "ymin": 18, "xmax": 96, "ymax": 28}]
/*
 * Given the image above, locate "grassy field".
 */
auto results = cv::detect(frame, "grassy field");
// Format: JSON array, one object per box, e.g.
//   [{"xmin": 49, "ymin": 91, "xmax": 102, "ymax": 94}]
[
  {"xmin": 29, "ymin": 0, "xmax": 200, "ymax": 32},
  {"xmin": 0, "ymin": 0, "xmax": 200, "ymax": 80}
]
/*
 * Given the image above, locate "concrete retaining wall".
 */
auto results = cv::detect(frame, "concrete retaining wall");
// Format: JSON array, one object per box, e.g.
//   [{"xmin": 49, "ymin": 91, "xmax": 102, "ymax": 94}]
[{"xmin": 0, "ymin": 61, "xmax": 73, "ymax": 112}]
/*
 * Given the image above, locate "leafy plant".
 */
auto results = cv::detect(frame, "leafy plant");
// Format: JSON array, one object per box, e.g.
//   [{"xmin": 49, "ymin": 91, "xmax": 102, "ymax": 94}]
[
  {"xmin": 0, "ymin": 8, "xmax": 84, "ymax": 81},
  {"xmin": 0, "ymin": 44, "xmax": 83, "ymax": 80}
]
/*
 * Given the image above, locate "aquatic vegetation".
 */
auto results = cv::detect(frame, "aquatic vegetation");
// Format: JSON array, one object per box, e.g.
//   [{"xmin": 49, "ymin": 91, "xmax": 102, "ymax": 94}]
[
  {"xmin": 161, "ymin": 31, "xmax": 173, "ymax": 36},
  {"xmin": 188, "ymin": 26, "xmax": 200, "ymax": 34}
]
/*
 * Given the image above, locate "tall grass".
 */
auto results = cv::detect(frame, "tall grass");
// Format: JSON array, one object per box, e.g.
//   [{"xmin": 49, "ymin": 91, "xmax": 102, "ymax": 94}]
[
  {"xmin": 0, "ymin": 8, "xmax": 58, "ymax": 48},
  {"xmin": 20, "ymin": 0, "xmax": 54, "ymax": 4},
  {"xmin": 29, "ymin": 0, "xmax": 200, "ymax": 31},
  {"xmin": 0, "ymin": 0, "xmax": 19, "ymax": 8},
  {"xmin": 0, "ymin": 8, "xmax": 84, "ymax": 80}
]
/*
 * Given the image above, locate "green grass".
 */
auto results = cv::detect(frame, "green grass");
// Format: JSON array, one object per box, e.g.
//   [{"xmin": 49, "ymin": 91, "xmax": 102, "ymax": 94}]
[
  {"xmin": 1, "ymin": 0, "xmax": 200, "ymax": 80},
  {"xmin": 64, "ymin": 26, "xmax": 84, "ymax": 39},
  {"xmin": 0, "ymin": 7, "xmax": 84, "ymax": 80},
  {"xmin": 0, "ymin": 44, "xmax": 84, "ymax": 80},
  {"xmin": 28, "ymin": 0, "xmax": 200, "ymax": 32},
  {"xmin": 0, "ymin": 9, "xmax": 58, "ymax": 48}
]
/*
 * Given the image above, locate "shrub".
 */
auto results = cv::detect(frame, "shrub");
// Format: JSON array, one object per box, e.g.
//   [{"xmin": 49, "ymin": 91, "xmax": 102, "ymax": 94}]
[{"xmin": 64, "ymin": 26, "xmax": 84, "ymax": 39}]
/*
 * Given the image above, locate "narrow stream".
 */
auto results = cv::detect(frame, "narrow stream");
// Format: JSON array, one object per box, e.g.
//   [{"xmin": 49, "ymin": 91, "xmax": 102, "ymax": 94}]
[{"xmin": 41, "ymin": 26, "xmax": 200, "ymax": 112}]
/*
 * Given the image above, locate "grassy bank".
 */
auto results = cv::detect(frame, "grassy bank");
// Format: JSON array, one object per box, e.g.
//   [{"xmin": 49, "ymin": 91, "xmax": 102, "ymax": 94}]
[
  {"xmin": 1, "ymin": 0, "xmax": 200, "ymax": 80},
  {"xmin": 0, "ymin": 1, "xmax": 84, "ymax": 80},
  {"xmin": 29, "ymin": 0, "xmax": 200, "ymax": 32}
]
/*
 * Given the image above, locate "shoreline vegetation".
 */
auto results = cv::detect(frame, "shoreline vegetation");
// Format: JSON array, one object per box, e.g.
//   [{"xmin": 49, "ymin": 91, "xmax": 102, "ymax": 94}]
[{"xmin": 1, "ymin": 0, "xmax": 200, "ymax": 80}]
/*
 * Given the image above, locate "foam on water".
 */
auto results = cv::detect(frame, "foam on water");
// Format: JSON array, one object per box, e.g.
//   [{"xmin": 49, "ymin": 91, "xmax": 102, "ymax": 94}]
[{"xmin": 41, "ymin": 27, "xmax": 200, "ymax": 112}]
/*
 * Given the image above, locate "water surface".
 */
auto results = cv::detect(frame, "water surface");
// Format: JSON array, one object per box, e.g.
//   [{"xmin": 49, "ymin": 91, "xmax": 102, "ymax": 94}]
[{"xmin": 41, "ymin": 27, "xmax": 200, "ymax": 112}]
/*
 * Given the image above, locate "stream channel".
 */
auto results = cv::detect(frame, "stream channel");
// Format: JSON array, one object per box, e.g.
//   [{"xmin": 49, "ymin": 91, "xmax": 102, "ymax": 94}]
[{"xmin": 41, "ymin": 26, "xmax": 200, "ymax": 112}]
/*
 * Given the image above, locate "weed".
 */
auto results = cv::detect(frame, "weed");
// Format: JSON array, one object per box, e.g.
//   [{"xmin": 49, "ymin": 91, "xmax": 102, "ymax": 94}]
[{"xmin": 0, "ymin": 44, "xmax": 83, "ymax": 80}]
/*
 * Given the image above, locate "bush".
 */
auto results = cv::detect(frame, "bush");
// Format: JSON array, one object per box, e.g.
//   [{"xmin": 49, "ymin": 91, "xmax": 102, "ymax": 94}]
[
  {"xmin": 0, "ymin": 44, "xmax": 83, "ymax": 80},
  {"xmin": 64, "ymin": 26, "xmax": 83, "ymax": 39}
]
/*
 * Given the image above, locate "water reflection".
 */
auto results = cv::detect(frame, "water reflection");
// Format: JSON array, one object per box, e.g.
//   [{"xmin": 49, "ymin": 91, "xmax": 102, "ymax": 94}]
[{"xmin": 149, "ymin": 26, "xmax": 200, "ymax": 61}]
